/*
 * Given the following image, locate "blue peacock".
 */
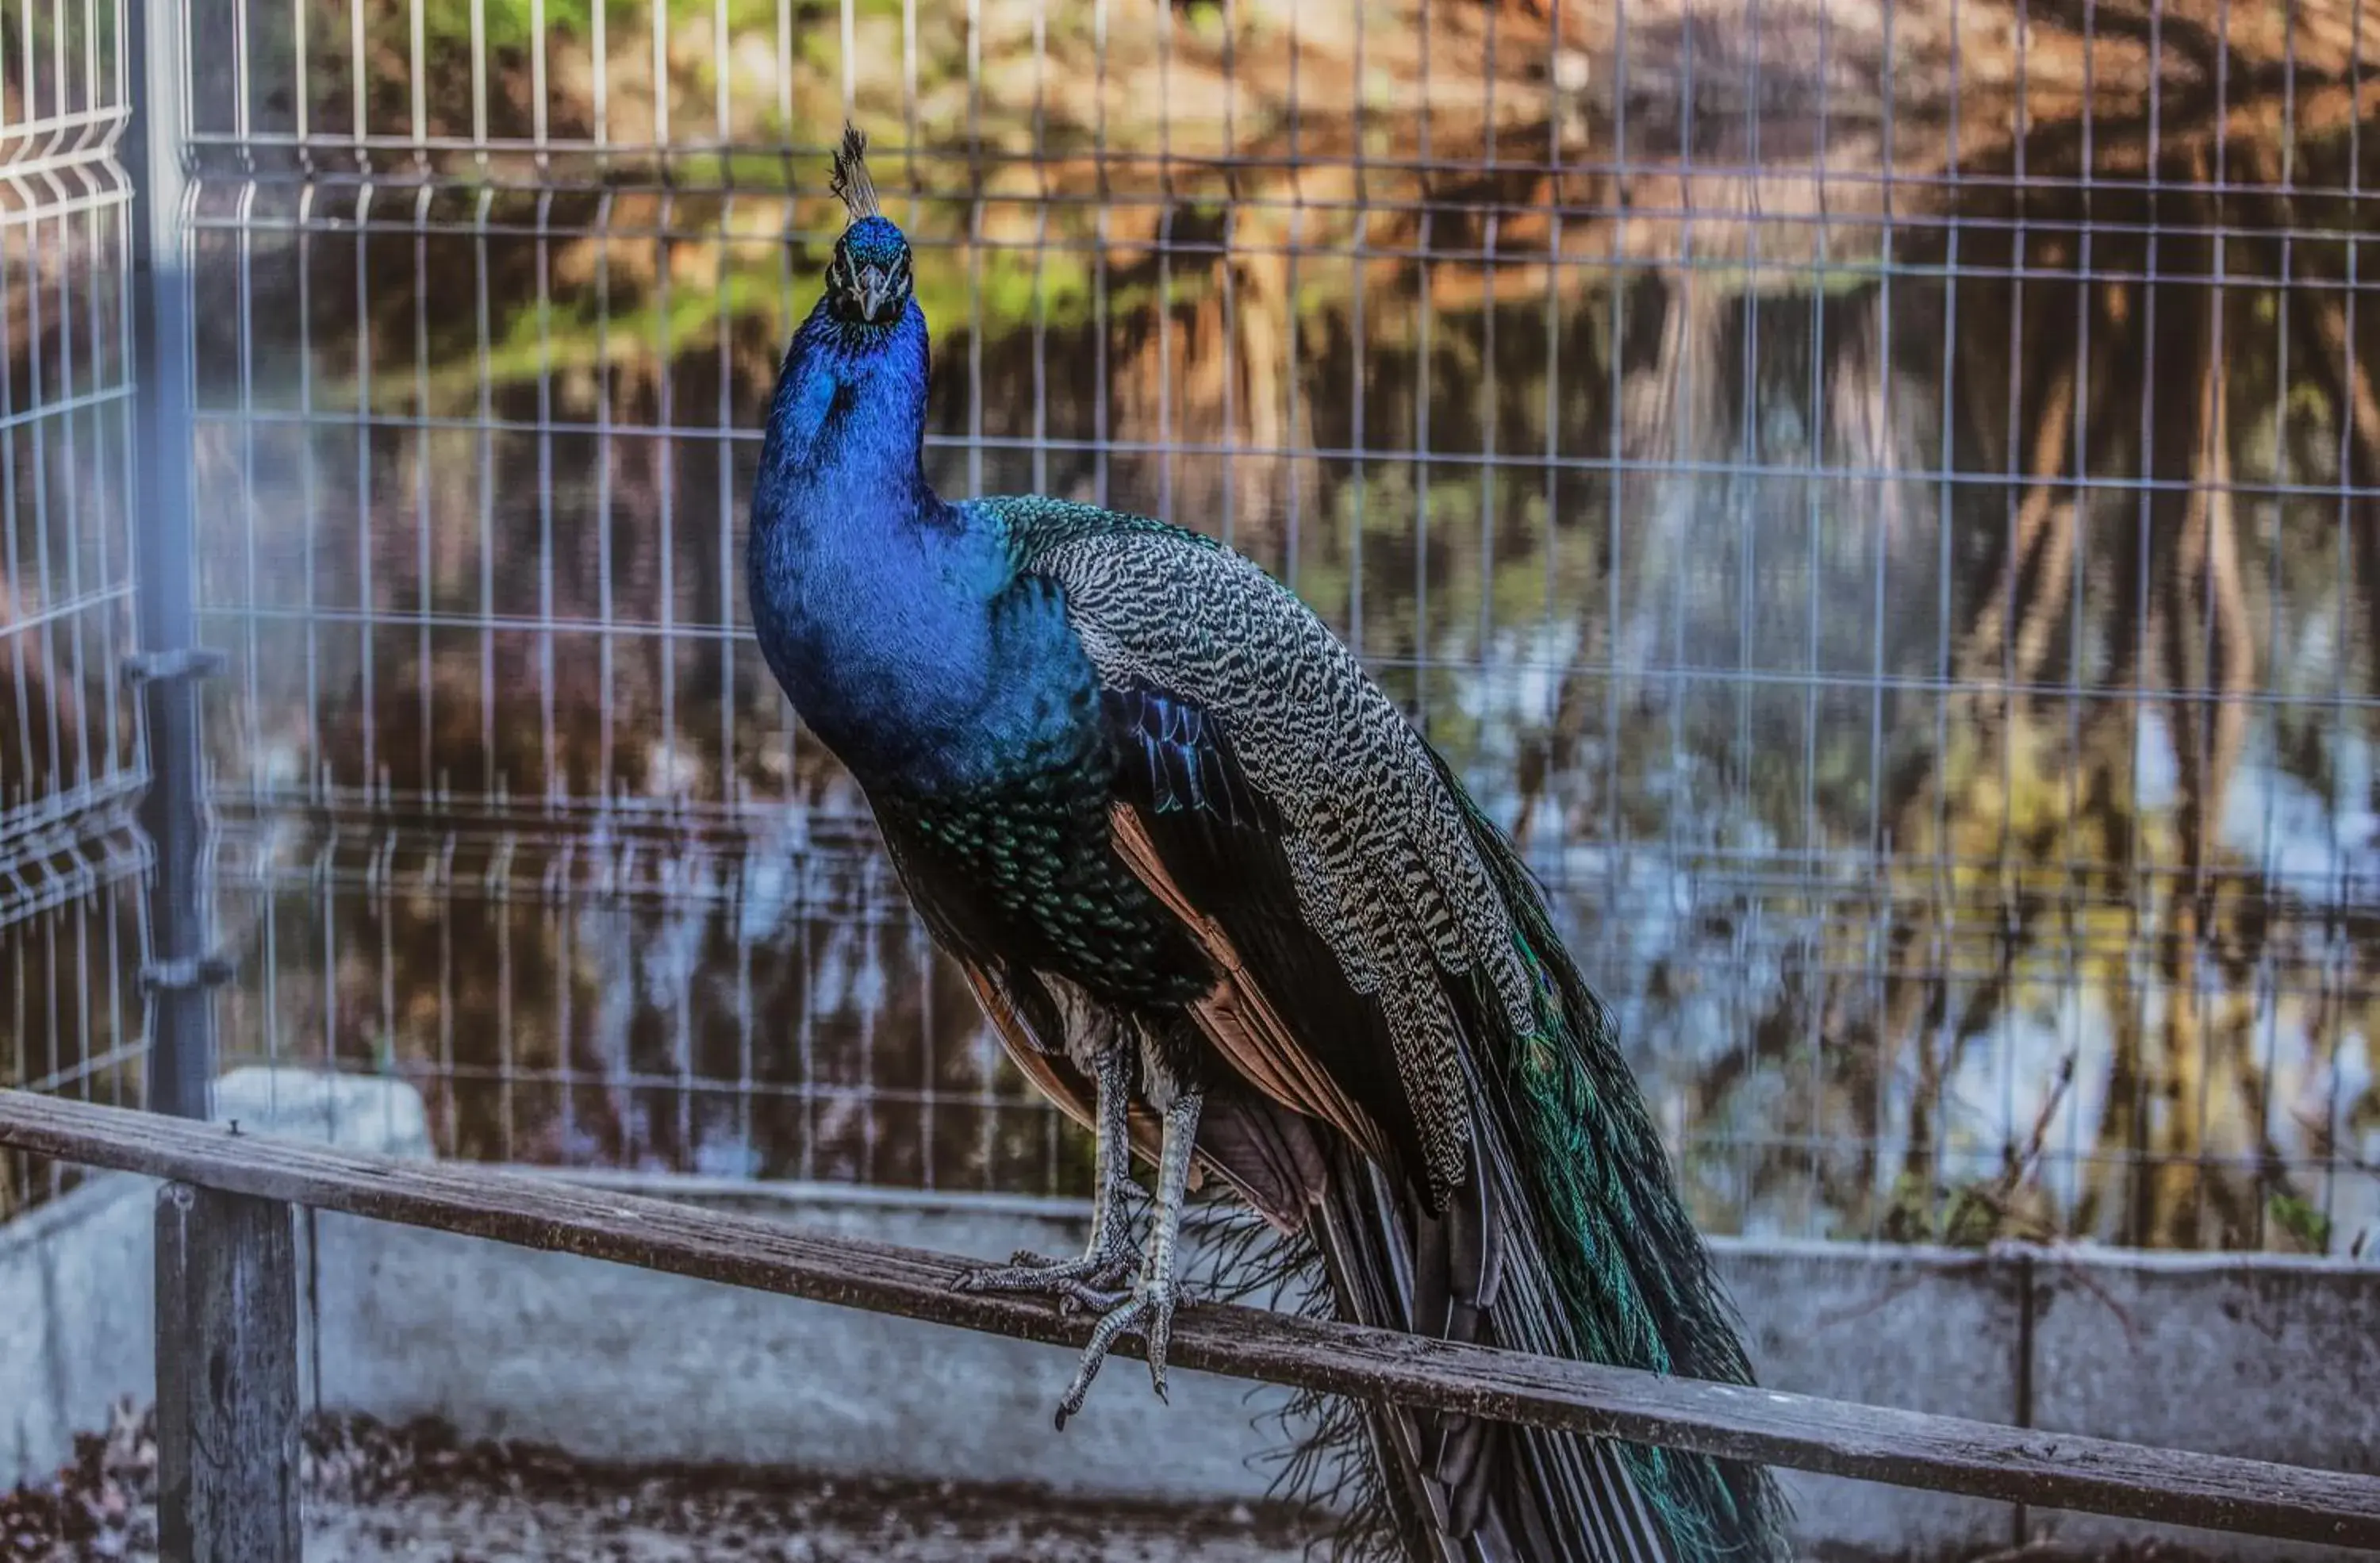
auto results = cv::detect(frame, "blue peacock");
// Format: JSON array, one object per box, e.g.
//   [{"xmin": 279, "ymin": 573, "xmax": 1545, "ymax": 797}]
[{"xmin": 746, "ymin": 126, "xmax": 1789, "ymax": 1563}]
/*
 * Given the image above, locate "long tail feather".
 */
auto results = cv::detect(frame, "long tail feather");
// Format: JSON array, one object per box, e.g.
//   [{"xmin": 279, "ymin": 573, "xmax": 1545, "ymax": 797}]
[
  {"xmin": 1301, "ymin": 1138, "xmax": 1685, "ymax": 1563},
  {"xmin": 1436, "ymin": 762, "xmax": 1791, "ymax": 1563},
  {"xmin": 1241, "ymin": 766, "xmax": 1791, "ymax": 1563}
]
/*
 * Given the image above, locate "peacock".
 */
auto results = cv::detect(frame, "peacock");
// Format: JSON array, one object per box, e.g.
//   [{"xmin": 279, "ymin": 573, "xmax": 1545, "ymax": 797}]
[{"xmin": 745, "ymin": 126, "xmax": 1789, "ymax": 1563}]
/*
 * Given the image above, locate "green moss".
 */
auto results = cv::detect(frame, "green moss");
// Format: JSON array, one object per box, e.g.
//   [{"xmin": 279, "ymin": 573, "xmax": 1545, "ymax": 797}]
[
  {"xmin": 2268, "ymin": 1191, "xmax": 2333, "ymax": 1254},
  {"xmin": 411, "ymin": 0, "xmax": 790, "ymax": 52}
]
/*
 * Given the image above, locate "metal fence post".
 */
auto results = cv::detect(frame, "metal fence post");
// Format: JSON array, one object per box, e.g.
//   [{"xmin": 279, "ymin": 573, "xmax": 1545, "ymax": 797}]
[{"xmin": 122, "ymin": 0, "xmax": 227, "ymax": 1119}]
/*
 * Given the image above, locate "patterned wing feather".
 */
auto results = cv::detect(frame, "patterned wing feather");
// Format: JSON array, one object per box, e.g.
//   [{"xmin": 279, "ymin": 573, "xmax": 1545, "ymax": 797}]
[
  {"xmin": 970, "ymin": 496, "xmax": 1786, "ymax": 1563},
  {"xmin": 995, "ymin": 496, "xmax": 1531, "ymax": 1210},
  {"xmin": 1107, "ymin": 805, "xmax": 1392, "ymax": 1172}
]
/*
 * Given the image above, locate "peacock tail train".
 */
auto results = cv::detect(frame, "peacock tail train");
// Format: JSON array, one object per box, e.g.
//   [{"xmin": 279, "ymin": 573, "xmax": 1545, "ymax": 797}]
[
  {"xmin": 1437, "ymin": 767, "xmax": 1788, "ymax": 1561},
  {"xmin": 1195, "ymin": 762, "xmax": 1791, "ymax": 1563}
]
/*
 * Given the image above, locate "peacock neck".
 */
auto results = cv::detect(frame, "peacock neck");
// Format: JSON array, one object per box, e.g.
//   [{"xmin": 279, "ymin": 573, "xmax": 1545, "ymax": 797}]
[
  {"xmin": 747, "ymin": 296, "xmax": 1016, "ymax": 787},
  {"xmin": 758, "ymin": 300, "xmax": 938, "ymax": 523}
]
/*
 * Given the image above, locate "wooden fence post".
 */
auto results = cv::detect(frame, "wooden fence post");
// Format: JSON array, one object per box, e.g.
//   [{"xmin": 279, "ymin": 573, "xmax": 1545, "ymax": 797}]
[{"xmin": 155, "ymin": 1181, "xmax": 302, "ymax": 1563}]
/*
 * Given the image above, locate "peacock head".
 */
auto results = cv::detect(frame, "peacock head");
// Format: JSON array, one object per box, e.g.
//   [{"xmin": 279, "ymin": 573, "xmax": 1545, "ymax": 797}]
[{"xmin": 823, "ymin": 125, "xmax": 913, "ymax": 326}]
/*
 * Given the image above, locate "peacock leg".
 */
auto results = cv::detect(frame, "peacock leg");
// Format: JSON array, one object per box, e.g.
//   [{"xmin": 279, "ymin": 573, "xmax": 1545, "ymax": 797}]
[
  {"xmin": 1052, "ymin": 1086, "xmax": 1201, "ymax": 1431},
  {"xmin": 954, "ymin": 1043, "xmax": 1138, "ymax": 1304}
]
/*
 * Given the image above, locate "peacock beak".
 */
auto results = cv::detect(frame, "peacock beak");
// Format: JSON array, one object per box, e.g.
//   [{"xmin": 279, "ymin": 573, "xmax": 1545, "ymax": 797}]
[{"xmin": 856, "ymin": 263, "xmax": 892, "ymax": 321}]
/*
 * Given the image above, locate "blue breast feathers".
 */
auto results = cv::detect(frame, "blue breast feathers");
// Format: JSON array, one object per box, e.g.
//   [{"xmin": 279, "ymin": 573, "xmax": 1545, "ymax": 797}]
[{"xmin": 747, "ymin": 301, "xmax": 1100, "ymax": 797}]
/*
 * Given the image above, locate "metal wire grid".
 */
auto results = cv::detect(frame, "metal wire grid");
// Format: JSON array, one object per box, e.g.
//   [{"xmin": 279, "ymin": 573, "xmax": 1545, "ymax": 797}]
[
  {"xmin": 1, "ymin": 0, "xmax": 151, "ymax": 1219},
  {"xmin": 158, "ymin": 0, "xmax": 2380, "ymax": 1251},
  {"xmin": 155, "ymin": 0, "xmax": 2380, "ymax": 203}
]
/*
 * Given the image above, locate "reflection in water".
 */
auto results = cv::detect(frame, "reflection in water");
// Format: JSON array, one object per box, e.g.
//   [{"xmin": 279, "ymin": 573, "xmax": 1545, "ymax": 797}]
[{"xmin": 132, "ymin": 0, "xmax": 2380, "ymax": 1249}]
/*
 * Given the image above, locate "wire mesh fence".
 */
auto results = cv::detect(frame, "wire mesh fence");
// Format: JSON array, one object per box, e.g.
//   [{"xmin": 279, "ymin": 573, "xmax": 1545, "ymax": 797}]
[
  {"xmin": 0, "ymin": 0, "xmax": 151, "ymax": 1219},
  {"xmin": 18, "ymin": 0, "xmax": 2380, "ymax": 1251}
]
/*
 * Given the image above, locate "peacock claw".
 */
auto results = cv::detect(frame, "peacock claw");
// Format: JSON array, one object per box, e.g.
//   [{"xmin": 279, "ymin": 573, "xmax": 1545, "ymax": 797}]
[
  {"xmin": 1052, "ymin": 1275, "xmax": 1180, "ymax": 1431},
  {"xmin": 951, "ymin": 1242, "xmax": 1138, "ymax": 1304}
]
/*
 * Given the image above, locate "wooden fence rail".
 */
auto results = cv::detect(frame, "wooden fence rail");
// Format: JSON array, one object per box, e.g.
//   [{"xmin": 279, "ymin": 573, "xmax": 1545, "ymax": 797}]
[{"xmin": 2, "ymin": 1088, "xmax": 2378, "ymax": 1559}]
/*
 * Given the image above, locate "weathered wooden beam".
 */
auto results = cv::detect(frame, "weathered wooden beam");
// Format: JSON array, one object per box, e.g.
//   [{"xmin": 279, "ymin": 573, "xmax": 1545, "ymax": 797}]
[
  {"xmin": 2, "ymin": 1089, "xmax": 2374, "ymax": 1550},
  {"xmin": 155, "ymin": 1180, "xmax": 303, "ymax": 1563}
]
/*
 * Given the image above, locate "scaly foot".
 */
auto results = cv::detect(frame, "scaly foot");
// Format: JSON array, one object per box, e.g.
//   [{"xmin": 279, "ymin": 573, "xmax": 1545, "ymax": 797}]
[
  {"xmin": 1050, "ymin": 1086, "xmax": 1203, "ymax": 1431},
  {"xmin": 1053, "ymin": 1267, "xmax": 1182, "ymax": 1431},
  {"xmin": 954, "ymin": 1041, "xmax": 1138, "ymax": 1316},
  {"xmin": 953, "ymin": 1237, "xmax": 1138, "ymax": 1315}
]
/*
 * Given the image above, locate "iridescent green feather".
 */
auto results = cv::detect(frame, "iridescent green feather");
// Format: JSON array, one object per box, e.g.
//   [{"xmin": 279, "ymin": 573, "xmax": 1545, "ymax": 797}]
[{"xmin": 1446, "ymin": 772, "xmax": 1791, "ymax": 1563}]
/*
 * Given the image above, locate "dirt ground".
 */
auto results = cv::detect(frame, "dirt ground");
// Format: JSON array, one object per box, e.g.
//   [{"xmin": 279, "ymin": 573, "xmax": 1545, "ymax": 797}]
[
  {"xmin": 295, "ymin": 1480, "xmax": 1317, "ymax": 1561},
  {"xmin": 2, "ymin": 1404, "xmax": 2228, "ymax": 1563},
  {"xmin": 0, "ymin": 1403, "xmax": 1326, "ymax": 1562}
]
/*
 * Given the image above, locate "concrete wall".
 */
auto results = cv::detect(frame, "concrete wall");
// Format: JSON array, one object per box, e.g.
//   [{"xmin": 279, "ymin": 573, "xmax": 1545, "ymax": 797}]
[
  {"xmin": 0, "ymin": 1159, "xmax": 158, "ymax": 1492},
  {"xmin": 4, "ymin": 1069, "xmax": 2376, "ymax": 1561},
  {"xmin": 310, "ymin": 1186, "xmax": 1314, "ymax": 1502},
  {"xmin": 0, "ymin": 1067, "xmax": 432, "ymax": 1490}
]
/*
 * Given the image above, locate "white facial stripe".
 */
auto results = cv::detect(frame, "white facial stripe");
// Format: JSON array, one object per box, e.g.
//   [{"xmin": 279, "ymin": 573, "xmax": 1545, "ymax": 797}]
[{"xmin": 827, "ymin": 241, "xmax": 911, "ymax": 312}]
